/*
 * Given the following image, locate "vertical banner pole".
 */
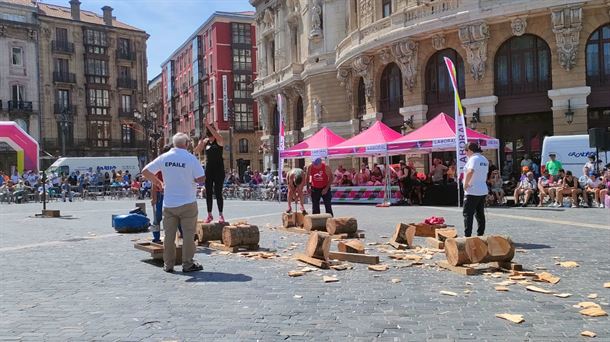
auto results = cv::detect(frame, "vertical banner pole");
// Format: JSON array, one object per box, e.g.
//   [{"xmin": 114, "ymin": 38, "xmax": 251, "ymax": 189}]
[{"xmin": 277, "ymin": 94, "xmax": 285, "ymax": 203}]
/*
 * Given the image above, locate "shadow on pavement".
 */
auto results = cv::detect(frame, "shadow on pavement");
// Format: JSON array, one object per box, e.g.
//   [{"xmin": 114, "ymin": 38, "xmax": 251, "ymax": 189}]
[
  {"xmin": 514, "ymin": 242, "xmax": 552, "ymax": 250},
  {"xmin": 182, "ymin": 271, "xmax": 252, "ymax": 283}
]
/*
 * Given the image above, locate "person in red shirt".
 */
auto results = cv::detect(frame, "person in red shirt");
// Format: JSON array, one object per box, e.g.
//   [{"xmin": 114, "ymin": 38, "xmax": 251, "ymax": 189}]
[{"xmin": 306, "ymin": 158, "xmax": 334, "ymax": 216}]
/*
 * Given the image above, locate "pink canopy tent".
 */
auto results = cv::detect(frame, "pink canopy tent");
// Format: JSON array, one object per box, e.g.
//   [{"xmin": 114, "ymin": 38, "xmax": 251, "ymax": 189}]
[
  {"xmin": 328, "ymin": 120, "xmax": 403, "ymax": 157},
  {"xmin": 280, "ymin": 127, "xmax": 346, "ymax": 158},
  {"xmin": 387, "ymin": 113, "xmax": 499, "ymax": 153}
]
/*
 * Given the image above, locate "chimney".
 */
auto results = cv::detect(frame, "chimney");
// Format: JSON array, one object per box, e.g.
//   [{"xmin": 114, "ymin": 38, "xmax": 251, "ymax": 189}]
[
  {"xmin": 69, "ymin": 0, "xmax": 80, "ymax": 21},
  {"xmin": 102, "ymin": 6, "xmax": 113, "ymax": 26}
]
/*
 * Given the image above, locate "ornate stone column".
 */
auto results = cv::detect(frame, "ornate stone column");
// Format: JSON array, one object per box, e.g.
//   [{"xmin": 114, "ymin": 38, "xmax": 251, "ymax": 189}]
[
  {"xmin": 458, "ymin": 21, "xmax": 490, "ymax": 81},
  {"xmin": 391, "ymin": 39, "xmax": 418, "ymax": 92},
  {"xmin": 551, "ymin": 5, "xmax": 582, "ymax": 71},
  {"xmin": 351, "ymin": 54, "xmax": 376, "ymax": 121}
]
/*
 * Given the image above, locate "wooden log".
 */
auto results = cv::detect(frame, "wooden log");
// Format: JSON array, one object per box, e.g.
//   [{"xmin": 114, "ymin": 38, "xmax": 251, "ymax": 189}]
[
  {"xmin": 222, "ymin": 225, "xmax": 260, "ymax": 247},
  {"xmin": 445, "ymin": 236, "xmax": 515, "ymax": 266},
  {"xmin": 304, "ymin": 232, "xmax": 331, "ymax": 260},
  {"xmin": 295, "ymin": 253, "xmax": 329, "ymax": 269},
  {"xmin": 390, "ymin": 223, "xmax": 416, "ymax": 247},
  {"xmin": 326, "ymin": 217, "xmax": 358, "ymax": 235},
  {"xmin": 435, "ymin": 228, "xmax": 458, "ymax": 242},
  {"xmin": 303, "ymin": 214, "xmax": 332, "ymax": 231},
  {"xmin": 295, "ymin": 212, "xmax": 305, "ymax": 227},
  {"xmin": 337, "ymin": 240, "xmax": 365, "ymax": 254},
  {"xmin": 414, "ymin": 223, "xmax": 447, "ymax": 238},
  {"xmin": 328, "ymin": 251, "xmax": 379, "ymax": 265},
  {"xmin": 197, "ymin": 222, "xmax": 229, "ymax": 243},
  {"xmin": 282, "ymin": 213, "xmax": 297, "ymax": 228}
]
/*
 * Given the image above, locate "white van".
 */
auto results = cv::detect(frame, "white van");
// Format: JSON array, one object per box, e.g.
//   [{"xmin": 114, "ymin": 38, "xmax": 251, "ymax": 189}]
[
  {"xmin": 46, "ymin": 156, "xmax": 140, "ymax": 176},
  {"xmin": 541, "ymin": 135, "xmax": 607, "ymax": 175}
]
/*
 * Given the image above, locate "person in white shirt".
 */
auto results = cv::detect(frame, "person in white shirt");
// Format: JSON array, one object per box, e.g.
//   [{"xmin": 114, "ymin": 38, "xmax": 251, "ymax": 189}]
[
  {"xmin": 585, "ymin": 173, "xmax": 603, "ymax": 207},
  {"xmin": 142, "ymin": 133, "xmax": 206, "ymax": 273},
  {"xmin": 514, "ymin": 171, "xmax": 536, "ymax": 207},
  {"xmin": 462, "ymin": 142, "xmax": 489, "ymax": 237}
]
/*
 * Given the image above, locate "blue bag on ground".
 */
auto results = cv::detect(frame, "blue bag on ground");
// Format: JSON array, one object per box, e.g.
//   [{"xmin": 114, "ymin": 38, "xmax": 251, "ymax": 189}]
[{"xmin": 113, "ymin": 214, "xmax": 150, "ymax": 233}]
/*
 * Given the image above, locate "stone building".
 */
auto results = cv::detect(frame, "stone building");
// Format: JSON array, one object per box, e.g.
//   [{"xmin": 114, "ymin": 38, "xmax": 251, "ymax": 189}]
[
  {"xmin": 0, "ymin": 0, "xmax": 40, "ymax": 141},
  {"xmin": 36, "ymin": 0, "xmax": 149, "ymax": 163},
  {"xmin": 252, "ymin": 0, "xmax": 610, "ymax": 175},
  {"xmin": 147, "ymin": 72, "xmax": 164, "ymax": 151}
]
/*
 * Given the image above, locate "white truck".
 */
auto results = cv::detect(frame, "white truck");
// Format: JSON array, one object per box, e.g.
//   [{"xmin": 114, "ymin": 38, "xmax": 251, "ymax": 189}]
[
  {"xmin": 46, "ymin": 156, "xmax": 140, "ymax": 176},
  {"xmin": 541, "ymin": 135, "xmax": 607, "ymax": 175}
]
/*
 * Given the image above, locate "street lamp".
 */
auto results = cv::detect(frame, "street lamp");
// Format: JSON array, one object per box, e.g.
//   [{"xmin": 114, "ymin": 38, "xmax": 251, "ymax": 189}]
[
  {"xmin": 133, "ymin": 101, "xmax": 159, "ymax": 162},
  {"xmin": 401, "ymin": 115, "xmax": 415, "ymax": 135},
  {"xmin": 470, "ymin": 108, "xmax": 481, "ymax": 130},
  {"xmin": 564, "ymin": 99, "xmax": 574, "ymax": 125},
  {"xmin": 59, "ymin": 106, "xmax": 72, "ymax": 157}
]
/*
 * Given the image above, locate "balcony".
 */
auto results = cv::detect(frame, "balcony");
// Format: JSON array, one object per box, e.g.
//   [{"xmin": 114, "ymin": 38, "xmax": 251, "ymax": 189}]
[
  {"xmin": 53, "ymin": 71, "xmax": 76, "ymax": 83},
  {"xmin": 116, "ymin": 50, "xmax": 136, "ymax": 61},
  {"xmin": 119, "ymin": 108, "xmax": 133, "ymax": 117},
  {"xmin": 52, "ymin": 40, "xmax": 75, "ymax": 54},
  {"xmin": 8, "ymin": 101, "xmax": 33, "ymax": 112},
  {"xmin": 117, "ymin": 77, "xmax": 138, "ymax": 89},
  {"xmin": 54, "ymin": 104, "xmax": 76, "ymax": 114}
]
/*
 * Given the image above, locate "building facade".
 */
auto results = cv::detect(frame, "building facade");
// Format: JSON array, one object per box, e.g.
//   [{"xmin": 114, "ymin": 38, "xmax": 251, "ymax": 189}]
[
  {"xmin": 147, "ymin": 72, "xmax": 163, "ymax": 152},
  {"xmin": 160, "ymin": 11, "xmax": 261, "ymax": 176},
  {"xmin": 0, "ymin": 0, "xmax": 40, "ymax": 142},
  {"xmin": 252, "ymin": 0, "xmax": 610, "ymax": 176},
  {"xmin": 36, "ymin": 0, "xmax": 149, "ymax": 164}
]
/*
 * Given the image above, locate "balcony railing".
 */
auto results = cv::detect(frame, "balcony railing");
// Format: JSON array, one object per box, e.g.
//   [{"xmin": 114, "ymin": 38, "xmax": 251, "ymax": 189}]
[
  {"xmin": 52, "ymin": 40, "xmax": 75, "ymax": 54},
  {"xmin": 117, "ymin": 77, "xmax": 138, "ymax": 89},
  {"xmin": 119, "ymin": 109, "xmax": 133, "ymax": 117},
  {"xmin": 116, "ymin": 50, "xmax": 136, "ymax": 61},
  {"xmin": 53, "ymin": 71, "xmax": 76, "ymax": 83},
  {"xmin": 8, "ymin": 101, "xmax": 33, "ymax": 112},
  {"xmin": 54, "ymin": 104, "xmax": 76, "ymax": 114}
]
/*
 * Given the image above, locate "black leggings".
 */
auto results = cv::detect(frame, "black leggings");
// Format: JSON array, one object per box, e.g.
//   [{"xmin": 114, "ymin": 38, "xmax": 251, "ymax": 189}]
[{"xmin": 205, "ymin": 172, "xmax": 224, "ymax": 213}]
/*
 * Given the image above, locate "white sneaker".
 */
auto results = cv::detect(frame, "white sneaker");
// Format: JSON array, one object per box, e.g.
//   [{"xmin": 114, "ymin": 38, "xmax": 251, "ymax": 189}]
[
  {"xmin": 571, "ymin": 204, "xmax": 578, "ymax": 208},
  {"xmin": 600, "ymin": 204, "xmax": 605, "ymax": 208}
]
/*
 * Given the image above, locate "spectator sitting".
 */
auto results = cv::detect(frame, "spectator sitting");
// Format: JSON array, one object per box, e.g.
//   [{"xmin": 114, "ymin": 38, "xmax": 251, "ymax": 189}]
[
  {"xmin": 13, "ymin": 180, "xmax": 27, "ymax": 203},
  {"xmin": 578, "ymin": 166, "xmax": 592, "ymax": 207},
  {"xmin": 0, "ymin": 181, "xmax": 14, "ymax": 203},
  {"xmin": 447, "ymin": 160, "xmax": 456, "ymax": 183},
  {"xmin": 585, "ymin": 173, "xmax": 604, "ymax": 208},
  {"xmin": 600, "ymin": 169, "xmax": 609, "ymax": 208},
  {"xmin": 61, "ymin": 178, "xmax": 73, "ymax": 202},
  {"xmin": 333, "ymin": 165, "xmax": 346, "ymax": 186},
  {"xmin": 368, "ymin": 165, "xmax": 384, "ymax": 186},
  {"xmin": 556, "ymin": 170, "xmax": 581, "ymax": 208},
  {"xmin": 537, "ymin": 170, "xmax": 556, "ymax": 207},
  {"xmin": 10, "ymin": 171, "xmax": 20, "ymax": 184},
  {"xmin": 123, "ymin": 170, "xmax": 131, "ymax": 183},
  {"xmin": 584, "ymin": 155, "xmax": 598, "ymax": 174},
  {"xmin": 488, "ymin": 169, "xmax": 504, "ymax": 205},
  {"xmin": 340, "ymin": 174, "xmax": 353, "ymax": 186},
  {"xmin": 243, "ymin": 166, "xmax": 253, "ymax": 184},
  {"xmin": 140, "ymin": 178, "xmax": 152, "ymax": 199},
  {"xmin": 355, "ymin": 163, "xmax": 370, "ymax": 186},
  {"xmin": 514, "ymin": 171, "xmax": 536, "ymax": 207},
  {"xmin": 130, "ymin": 178, "xmax": 141, "ymax": 197}
]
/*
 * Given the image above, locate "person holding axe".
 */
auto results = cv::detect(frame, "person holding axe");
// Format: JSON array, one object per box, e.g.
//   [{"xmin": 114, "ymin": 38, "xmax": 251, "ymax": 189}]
[{"xmin": 286, "ymin": 168, "xmax": 307, "ymax": 214}]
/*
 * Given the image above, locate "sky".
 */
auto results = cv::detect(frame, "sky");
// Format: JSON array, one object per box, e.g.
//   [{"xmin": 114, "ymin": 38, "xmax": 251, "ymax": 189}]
[{"xmin": 40, "ymin": 0, "xmax": 255, "ymax": 80}]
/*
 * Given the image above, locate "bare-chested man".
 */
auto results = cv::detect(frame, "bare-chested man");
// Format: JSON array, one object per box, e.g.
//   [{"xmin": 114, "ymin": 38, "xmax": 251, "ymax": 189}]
[{"xmin": 286, "ymin": 168, "xmax": 307, "ymax": 214}]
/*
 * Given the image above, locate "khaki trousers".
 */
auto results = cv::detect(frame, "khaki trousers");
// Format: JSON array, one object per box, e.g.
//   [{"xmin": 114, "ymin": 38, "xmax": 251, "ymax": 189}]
[{"xmin": 163, "ymin": 202, "xmax": 198, "ymax": 269}]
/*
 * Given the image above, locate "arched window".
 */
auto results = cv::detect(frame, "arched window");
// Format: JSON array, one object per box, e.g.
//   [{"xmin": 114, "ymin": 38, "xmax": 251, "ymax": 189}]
[
  {"xmin": 586, "ymin": 24, "xmax": 610, "ymax": 87},
  {"xmin": 295, "ymin": 96, "xmax": 304, "ymax": 132},
  {"xmin": 425, "ymin": 49, "xmax": 465, "ymax": 120},
  {"xmin": 239, "ymin": 138, "xmax": 248, "ymax": 153},
  {"xmin": 357, "ymin": 77, "xmax": 366, "ymax": 117},
  {"xmin": 379, "ymin": 63, "xmax": 403, "ymax": 128},
  {"xmin": 494, "ymin": 34, "xmax": 551, "ymax": 97}
]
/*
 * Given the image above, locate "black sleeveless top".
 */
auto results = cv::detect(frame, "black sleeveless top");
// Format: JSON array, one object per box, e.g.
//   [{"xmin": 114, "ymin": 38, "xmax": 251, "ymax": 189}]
[{"xmin": 205, "ymin": 140, "xmax": 224, "ymax": 168}]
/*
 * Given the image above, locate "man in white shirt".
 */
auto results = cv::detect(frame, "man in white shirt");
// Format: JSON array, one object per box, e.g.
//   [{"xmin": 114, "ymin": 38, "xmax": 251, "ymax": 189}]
[
  {"xmin": 462, "ymin": 142, "xmax": 489, "ymax": 237},
  {"xmin": 142, "ymin": 133, "xmax": 205, "ymax": 273}
]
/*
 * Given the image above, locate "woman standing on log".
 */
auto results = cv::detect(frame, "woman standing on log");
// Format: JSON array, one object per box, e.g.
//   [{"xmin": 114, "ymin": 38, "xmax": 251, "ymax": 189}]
[
  {"xmin": 286, "ymin": 168, "xmax": 308, "ymax": 214},
  {"xmin": 203, "ymin": 122, "xmax": 226, "ymax": 223}
]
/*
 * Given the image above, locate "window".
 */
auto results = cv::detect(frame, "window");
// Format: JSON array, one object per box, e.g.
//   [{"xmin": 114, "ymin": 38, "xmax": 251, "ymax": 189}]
[
  {"xmin": 83, "ymin": 29, "xmax": 108, "ymax": 54},
  {"xmin": 357, "ymin": 78, "xmax": 366, "ymax": 117},
  {"xmin": 117, "ymin": 38, "xmax": 131, "ymax": 56},
  {"xmin": 238, "ymin": 138, "xmax": 249, "ymax": 153},
  {"xmin": 11, "ymin": 47, "xmax": 23, "ymax": 66},
  {"xmin": 85, "ymin": 58, "xmax": 108, "ymax": 84},
  {"xmin": 211, "ymin": 78, "xmax": 215, "ymax": 102},
  {"xmin": 232, "ymin": 23, "xmax": 252, "ymax": 45},
  {"xmin": 120, "ymin": 95, "xmax": 132, "ymax": 113},
  {"xmin": 89, "ymin": 120, "xmax": 110, "ymax": 147},
  {"xmin": 425, "ymin": 49, "xmax": 465, "ymax": 106},
  {"xmin": 382, "ymin": 0, "xmax": 392, "ymax": 18},
  {"xmin": 233, "ymin": 49, "xmax": 252, "ymax": 71},
  {"xmin": 270, "ymin": 40, "xmax": 276, "ymax": 72},
  {"xmin": 54, "ymin": 58, "xmax": 69, "ymax": 74},
  {"xmin": 208, "ymin": 30, "xmax": 212, "ymax": 48},
  {"xmin": 56, "ymin": 89, "xmax": 70, "ymax": 112},
  {"xmin": 87, "ymin": 89, "xmax": 109, "ymax": 115},
  {"xmin": 234, "ymin": 103, "xmax": 254, "ymax": 131},
  {"xmin": 11, "ymin": 84, "xmax": 25, "ymax": 102},
  {"xmin": 121, "ymin": 124, "xmax": 135, "ymax": 146},
  {"xmin": 56, "ymin": 28, "xmax": 68, "ymax": 42},
  {"xmin": 119, "ymin": 66, "xmax": 131, "ymax": 79},
  {"xmin": 295, "ymin": 97, "xmax": 304, "ymax": 131},
  {"xmin": 57, "ymin": 121, "xmax": 74, "ymax": 147},
  {"xmin": 494, "ymin": 35, "xmax": 551, "ymax": 97},
  {"xmin": 379, "ymin": 63, "xmax": 403, "ymax": 114},
  {"xmin": 233, "ymin": 74, "xmax": 253, "ymax": 99},
  {"xmin": 209, "ymin": 53, "xmax": 214, "ymax": 73},
  {"xmin": 586, "ymin": 24, "xmax": 610, "ymax": 87}
]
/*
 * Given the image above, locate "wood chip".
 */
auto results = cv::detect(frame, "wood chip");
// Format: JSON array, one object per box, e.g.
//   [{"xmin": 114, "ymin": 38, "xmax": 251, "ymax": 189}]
[
  {"xmin": 323, "ymin": 276, "xmax": 339, "ymax": 283},
  {"xmin": 440, "ymin": 290, "xmax": 457, "ymax": 296},
  {"xmin": 391, "ymin": 278, "xmax": 401, "ymax": 284},
  {"xmin": 515, "ymin": 248, "xmax": 528, "ymax": 253},
  {"xmin": 553, "ymin": 293, "xmax": 572, "ymax": 298},
  {"xmin": 508, "ymin": 275, "xmax": 526, "ymax": 280},
  {"xmin": 526, "ymin": 285, "xmax": 554, "ymax": 294},
  {"xmin": 580, "ymin": 307, "xmax": 608, "ymax": 317},
  {"xmin": 288, "ymin": 271, "xmax": 305, "ymax": 277},
  {"xmin": 368, "ymin": 264, "xmax": 389, "ymax": 272},
  {"xmin": 463, "ymin": 289, "xmax": 472, "ymax": 294},
  {"xmin": 495, "ymin": 286, "xmax": 510, "ymax": 292},
  {"xmin": 495, "ymin": 280, "xmax": 516, "ymax": 286},
  {"xmin": 293, "ymin": 295, "xmax": 302, "ymax": 299},
  {"xmin": 299, "ymin": 267, "xmax": 317, "ymax": 273},
  {"xmin": 330, "ymin": 264, "xmax": 351, "ymax": 271},
  {"xmin": 535, "ymin": 266, "xmax": 547, "ymax": 270},
  {"xmin": 581, "ymin": 331, "xmax": 597, "ymax": 338},
  {"xmin": 535, "ymin": 272, "xmax": 561, "ymax": 284},
  {"xmin": 576, "ymin": 302, "xmax": 601, "ymax": 309},
  {"xmin": 604, "ymin": 282, "xmax": 610, "ymax": 288},
  {"xmin": 559, "ymin": 261, "xmax": 579, "ymax": 268},
  {"xmin": 495, "ymin": 313, "xmax": 524, "ymax": 324},
  {"xmin": 587, "ymin": 293, "xmax": 598, "ymax": 299}
]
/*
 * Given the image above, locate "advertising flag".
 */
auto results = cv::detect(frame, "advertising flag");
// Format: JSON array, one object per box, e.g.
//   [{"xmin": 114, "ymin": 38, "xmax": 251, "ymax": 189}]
[{"xmin": 443, "ymin": 57, "xmax": 469, "ymax": 180}]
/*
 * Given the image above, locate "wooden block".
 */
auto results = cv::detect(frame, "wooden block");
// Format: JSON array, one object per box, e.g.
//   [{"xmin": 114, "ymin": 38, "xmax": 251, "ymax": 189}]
[
  {"xmin": 42, "ymin": 210, "xmax": 60, "ymax": 217},
  {"xmin": 426, "ymin": 237, "xmax": 445, "ymax": 249},
  {"xmin": 282, "ymin": 212, "xmax": 297, "ymax": 228},
  {"xmin": 435, "ymin": 228, "xmax": 458, "ymax": 242},
  {"xmin": 490, "ymin": 261, "xmax": 523, "ymax": 271},
  {"xmin": 388, "ymin": 241, "xmax": 409, "ymax": 250},
  {"xmin": 303, "ymin": 214, "xmax": 332, "ymax": 231},
  {"xmin": 208, "ymin": 241, "xmax": 259, "ymax": 253},
  {"xmin": 295, "ymin": 253, "xmax": 329, "ymax": 269},
  {"xmin": 295, "ymin": 212, "xmax": 305, "ymax": 227},
  {"xmin": 436, "ymin": 261, "xmax": 476, "ymax": 275},
  {"xmin": 390, "ymin": 223, "xmax": 415, "ymax": 247},
  {"xmin": 328, "ymin": 251, "xmax": 380, "ymax": 265},
  {"xmin": 414, "ymin": 223, "xmax": 447, "ymax": 238},
  {"xmin": 134, "ymin": 241, "xmax": 182, "ymax": 264},
  {"xmin": 337, "ymin": 240, "xmax": 365, "ymax": 254},
  {"xmin": 196, "ymin": 221, "xmax": 229, "ymax": 243}
]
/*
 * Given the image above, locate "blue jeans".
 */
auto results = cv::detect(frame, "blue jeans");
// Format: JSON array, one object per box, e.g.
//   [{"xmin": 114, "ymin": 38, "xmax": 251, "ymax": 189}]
[{"xmin": 152, "ymin": 192, "xmax": 163, "ymax": 241}]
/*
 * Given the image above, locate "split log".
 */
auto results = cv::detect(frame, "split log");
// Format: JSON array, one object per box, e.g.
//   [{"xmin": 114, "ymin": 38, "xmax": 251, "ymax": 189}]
[
  {"xmin": 414, "ymin": 223, "xmax": 447, "ymax": 238},
  {"xmin": 295, "ymin": 212, "xmax": 305, "ymax": 227},
  {"xmin": 337, "ymin": 240, "xmax": 365, "ymax": 254},
  {"xmin": 435, "ymin": 228, "xmax": 458, "ymax": 242},
  {"xmin": 222, "ymin": 225, "xmax": 260, "ymax": 247},
  {"xmin": 282, "ymin": 213, "xmax": 297, "ymax": 228},
  {"xmin": 445, "ymin": 236, "xmax": 515, "ymax": 266},
  {"xmin": 390, "ymin": 223, "xmax": 416, "ymax": 247},
  {"xmin": 326, "ymin": 217, "xmax": 358, "ymax": 235},
  {"xmin": 304, "ymin": 232, "xmax": 331, "ymax": 261},
  {"xmin": 197, "ymin": 222, "xmax": 229, "ymax": 242},
  {"xmin": 303, "ymin": 214, "xmax": 332, "ymax": 231}
]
